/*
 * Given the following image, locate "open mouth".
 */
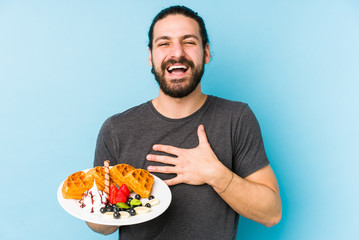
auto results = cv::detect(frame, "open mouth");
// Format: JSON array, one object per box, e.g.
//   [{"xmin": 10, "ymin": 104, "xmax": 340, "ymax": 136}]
[{"xmin": 167, "ymin": 65, "xmax": 189, "ymax": 74}]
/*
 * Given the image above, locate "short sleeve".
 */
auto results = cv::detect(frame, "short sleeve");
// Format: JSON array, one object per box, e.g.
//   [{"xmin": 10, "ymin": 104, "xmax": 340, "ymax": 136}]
[
  {"xmin": 233, "ymin": 105, "xmax": 269, "ymax": 178},
  {"xmin": 93, "ymin": 118, "xmax": 118, "ymax": 167}
]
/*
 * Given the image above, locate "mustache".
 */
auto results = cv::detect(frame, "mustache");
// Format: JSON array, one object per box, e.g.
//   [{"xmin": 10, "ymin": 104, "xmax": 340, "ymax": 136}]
[{"xmin": 161, "ymin": 56, "xmax": 195, "ymax": 71}]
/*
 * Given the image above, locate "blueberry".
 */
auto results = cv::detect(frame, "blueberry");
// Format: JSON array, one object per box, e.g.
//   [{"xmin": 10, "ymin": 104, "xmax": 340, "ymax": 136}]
[
  {"xmin": 135, "ymin": 194, "xmax": 141, "ymax": 200},
  {"xmin": 126, "ymin": 197, "xmax": 133, "ymax": 205},
  {"xmin": 128, "ymin": 208, "xmax": 136, "ymax": 216},
  {"xmin": 145, "ymin": 203, "xmax": 151, "ymax": 208},
  {"xmin": 113, "ymin": 211, "xmax": 121, "ymax": 219},
  {"xmin": 148, "ymin": 195, "xmax": 155, "ymax": 200},
  {"xmin": 100, "ymin": 207, "xmax": 106, "ymax": 214},
  {"xmin": 106, "ymin": 205, "xmax": 113, "ymax": 212}
]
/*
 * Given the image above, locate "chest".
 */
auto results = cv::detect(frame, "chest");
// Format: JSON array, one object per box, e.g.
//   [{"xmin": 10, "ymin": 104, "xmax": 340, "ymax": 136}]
[{"xmin": 113, "ymin": 117, "xmax": 235, "ymax": 176}]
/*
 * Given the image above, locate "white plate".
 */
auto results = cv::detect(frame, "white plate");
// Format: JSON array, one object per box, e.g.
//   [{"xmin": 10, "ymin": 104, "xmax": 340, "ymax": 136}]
[{"xmin": 57, "ymin": 169, "xmax": 172, "ymax": 226}]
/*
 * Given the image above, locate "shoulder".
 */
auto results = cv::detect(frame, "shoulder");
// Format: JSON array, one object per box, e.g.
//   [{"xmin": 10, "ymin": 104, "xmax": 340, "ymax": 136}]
[
  {"xmin": 208, "ymin": 95, "xmax": 250, "ymax": 118},
  {"xmin": 100, "ymin": 101, "xmax": 151, "ymax": 132},
  {"xmin": 208, "ymin": 96, "xmax": 261, "ymax": 130}
]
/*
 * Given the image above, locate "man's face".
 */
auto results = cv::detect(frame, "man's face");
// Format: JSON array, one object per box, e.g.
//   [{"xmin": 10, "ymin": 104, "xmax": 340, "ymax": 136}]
[{"xmin": 149, "ymin": 14, "xmax": 210, "ymax": 98}]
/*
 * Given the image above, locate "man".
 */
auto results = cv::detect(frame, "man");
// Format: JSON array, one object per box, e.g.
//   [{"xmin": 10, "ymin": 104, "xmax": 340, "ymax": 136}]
[{"xmin": 87, "ymin": 5, "xmax": 282, "ymax": 239}]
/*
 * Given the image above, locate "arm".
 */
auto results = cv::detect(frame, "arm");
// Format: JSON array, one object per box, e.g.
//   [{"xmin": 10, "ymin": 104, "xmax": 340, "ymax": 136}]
[
  {"xmin": 147, "ymin": 125, "xmax": 282, "ymax": 227},
  {"xmin": 86, "ymin": 222, "xmax": 119, "ymax": 235},
  {"xmin": 209, "ymin": 164, "xmax": 281, "ymax": 227},
  {"xmin": 87, "ymin": 119, "xmax": 121, "ymax": 234}
]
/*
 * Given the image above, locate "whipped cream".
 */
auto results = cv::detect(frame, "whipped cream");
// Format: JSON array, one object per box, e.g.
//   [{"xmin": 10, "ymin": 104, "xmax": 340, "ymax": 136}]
[{"xmin": 79, "ymin": 181, "xmax": 107, "ymax": 213}]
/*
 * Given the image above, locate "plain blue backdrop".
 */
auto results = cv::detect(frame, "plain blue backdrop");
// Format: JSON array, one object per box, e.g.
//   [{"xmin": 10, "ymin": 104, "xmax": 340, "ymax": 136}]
[{"xmin": 1, "ymin": 0, "xmax": 358, "ymax": 239}]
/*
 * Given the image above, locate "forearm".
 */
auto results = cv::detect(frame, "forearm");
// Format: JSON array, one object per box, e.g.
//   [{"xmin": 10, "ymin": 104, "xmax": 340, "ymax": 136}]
[
  {"xmin": 208, "ymin": 166, "xmax": 282, "ymax": 227},
  {"xmin": 86, "ymin": 222, "xmax": 119, "ymax": 235}
]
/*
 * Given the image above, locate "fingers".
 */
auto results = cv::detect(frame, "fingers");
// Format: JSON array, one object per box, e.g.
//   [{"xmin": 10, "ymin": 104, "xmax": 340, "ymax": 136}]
[
  {"xmin": 152, "ymin": 144, "xmax": 180, "ymax": 156},
  {"xmin": 147, "ymin": 165, "xmax": 176, "ymax": 174},
  {"xmin": 147, "ymin": 125, "xmax": 209, "ymax": 188},
  {"xmin": 146, "ymin": 154, "xmax": 177, "ymax": 165},
  {"xmin": 164, "ymin": 177, "xmax": 182, "ymax": 186},
  {"xmin": 197, "ymin": 124, "xmax": 209, "ymax": 145},
  {"xmin": 147, "ymin": 164, "xmax": 183, "ymax": 186}
]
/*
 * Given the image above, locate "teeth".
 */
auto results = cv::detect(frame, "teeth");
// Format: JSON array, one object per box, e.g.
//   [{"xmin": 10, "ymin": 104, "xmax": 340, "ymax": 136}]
[{"xmin": 168, "ymin": 65, "xmax": 188, "ymax": 71}]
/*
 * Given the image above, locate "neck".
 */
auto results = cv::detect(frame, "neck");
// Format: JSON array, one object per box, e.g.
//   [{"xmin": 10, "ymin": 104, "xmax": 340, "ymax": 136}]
[{"xmin": 152, "ymin": 85, "xmax": 207, "ymax": 119}]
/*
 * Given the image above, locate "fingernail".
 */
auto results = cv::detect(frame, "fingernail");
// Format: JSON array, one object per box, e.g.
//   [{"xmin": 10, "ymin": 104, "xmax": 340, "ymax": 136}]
[{"xmin": 146, "ymin": 154, "xmax": 152, "ymax": 160}]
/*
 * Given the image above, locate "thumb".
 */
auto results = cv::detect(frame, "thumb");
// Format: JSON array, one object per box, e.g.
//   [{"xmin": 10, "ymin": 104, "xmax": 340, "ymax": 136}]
[{"xmin": 197, "ymin": 124, "xmax": 209, "ymax": 145}]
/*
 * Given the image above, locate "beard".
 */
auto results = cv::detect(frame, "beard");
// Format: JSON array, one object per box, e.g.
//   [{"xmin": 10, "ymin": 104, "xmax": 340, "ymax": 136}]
[{"xmin": 151, "ymin": 56, "xmax": 205, "ymax": 98}]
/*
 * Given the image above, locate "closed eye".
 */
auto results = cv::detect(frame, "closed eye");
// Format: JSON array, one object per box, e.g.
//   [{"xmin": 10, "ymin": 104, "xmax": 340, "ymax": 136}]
[{"xmin": 158, "ymin": 42, "xmax": 169, "ymax": 47}]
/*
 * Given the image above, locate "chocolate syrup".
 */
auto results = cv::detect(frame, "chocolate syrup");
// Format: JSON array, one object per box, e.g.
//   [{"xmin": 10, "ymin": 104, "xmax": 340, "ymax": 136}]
[
  {"xmin": 78, "ymin": 186, "xmax": 107, "ymax": 213},
  {"xmin": 89, "ymin": 191, "xmax": 94, "ymax": 205}
]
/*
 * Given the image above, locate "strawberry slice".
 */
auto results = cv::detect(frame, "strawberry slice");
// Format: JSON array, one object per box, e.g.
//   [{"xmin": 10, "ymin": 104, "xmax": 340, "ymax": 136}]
[
  {"xmin": 109, "ymin": 183, "xmax": 118, "ymax": 205},
  {"xmin": 119, "ymin": 184, "xmax": 130, "ymax": 198},
  {"xmin": 115, "ymin": 189, "xmax": 127, "ymax": 203}
]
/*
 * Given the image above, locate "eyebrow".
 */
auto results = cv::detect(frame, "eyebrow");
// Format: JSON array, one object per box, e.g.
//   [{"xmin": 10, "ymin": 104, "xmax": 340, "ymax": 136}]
[
  {"xmin": 181, "ymin": 34, "xmax": 200, "ymax": 41},
  {"xmin": 154, "ymin": 34, "xmax": 200, "ymax": 43}
]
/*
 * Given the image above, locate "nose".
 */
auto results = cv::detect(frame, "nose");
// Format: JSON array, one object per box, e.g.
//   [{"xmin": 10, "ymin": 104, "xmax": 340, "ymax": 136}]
[{"xmin": 170, "ymin": 42, "xmax": 185, "ymax": 58}]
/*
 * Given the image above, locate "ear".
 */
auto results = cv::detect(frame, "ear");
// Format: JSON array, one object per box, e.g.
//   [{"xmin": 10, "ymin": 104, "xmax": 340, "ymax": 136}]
[
  {"xmin": 204, "ymin": 43, "xmax": 211, "ymax": 64},
  {"xmin": 148, "ymin": 48, "xmax": 153, "ymax": 67}
]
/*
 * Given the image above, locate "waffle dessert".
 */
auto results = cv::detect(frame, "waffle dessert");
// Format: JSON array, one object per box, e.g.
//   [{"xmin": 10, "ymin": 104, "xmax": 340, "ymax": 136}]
[
  {"xmin": 62, "ymin": 171, "xmax": 92, "ymax": 199},
  {"xmin": 124, "ymin": 169, "xmax": 154, "ymax": 198},
  {"xmin": 109, "ymin": 164, "xmax": 135, "ymax": 190},
  {"xmin": 85, "ymin": 166, "xmax": 107, "ymax": 191}
]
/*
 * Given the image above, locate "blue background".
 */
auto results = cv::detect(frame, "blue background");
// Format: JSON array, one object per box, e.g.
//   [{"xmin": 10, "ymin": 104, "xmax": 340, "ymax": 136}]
[{"xmin": 1, "ymin": 0, "xmax": 358, "ymax": 239}]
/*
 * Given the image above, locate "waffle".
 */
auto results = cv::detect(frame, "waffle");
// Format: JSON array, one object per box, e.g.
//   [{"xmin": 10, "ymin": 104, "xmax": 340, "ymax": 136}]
[
  {"xmin": 85, "ymin": 166, "xmax": 106, "ymax": 191},
  {"xmin": 109, "ymin": 164, "xmax": 135, "ymax": 190},
  {"xmin": 62, "ymin": 171, "xmax": 92, "ymax": 199},
  {"xmin": 124, "ymin": 169, "xmax": 154, "ymax": 198}
]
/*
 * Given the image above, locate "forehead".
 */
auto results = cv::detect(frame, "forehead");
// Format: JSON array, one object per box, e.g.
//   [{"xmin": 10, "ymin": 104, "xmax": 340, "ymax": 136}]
[{"xmin": 153, "ymin": 14, "xmax": 201, "ymax": 40}]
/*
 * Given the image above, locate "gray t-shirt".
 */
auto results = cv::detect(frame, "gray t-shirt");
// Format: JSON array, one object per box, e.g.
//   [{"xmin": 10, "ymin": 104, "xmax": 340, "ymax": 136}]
[{"xmin": 94, "ymin": 95, "xmax": 269, "ymax": 240}]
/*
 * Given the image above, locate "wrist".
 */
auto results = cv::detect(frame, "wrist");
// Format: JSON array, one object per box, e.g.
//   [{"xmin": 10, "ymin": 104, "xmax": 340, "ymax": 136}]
[
  {"xmin": 218, "ymin": 172, "xmax": 234, "ymax": 194},
  {"xmin": 206, "ymin": 164, "xmax": 233, "ymax": 192}
]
